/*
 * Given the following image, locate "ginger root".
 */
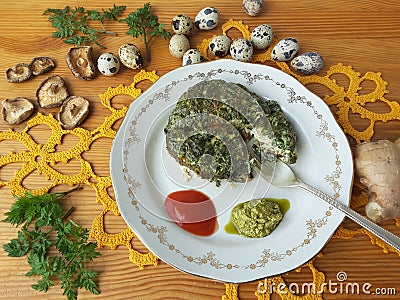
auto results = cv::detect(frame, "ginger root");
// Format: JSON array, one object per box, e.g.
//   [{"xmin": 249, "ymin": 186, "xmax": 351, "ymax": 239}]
[{"xmin": 355, "ymin": 138, "xmax": 400, "ymax": 223}]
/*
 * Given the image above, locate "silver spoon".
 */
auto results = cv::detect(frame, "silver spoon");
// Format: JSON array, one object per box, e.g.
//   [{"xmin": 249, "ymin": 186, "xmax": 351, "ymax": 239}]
[{"xmin": 249, "ymin": 148, "xmax": 400, "ymax": 253}]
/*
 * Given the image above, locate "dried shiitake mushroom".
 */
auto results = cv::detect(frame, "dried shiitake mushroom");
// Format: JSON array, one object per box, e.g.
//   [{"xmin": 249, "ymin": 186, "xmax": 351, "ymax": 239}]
[
  {"xmin": 36, "ymin": 75, "xmax": 69, "ymax": 108},
  {"xmin": 29, "ymin": 56, "xmax": 55, "ymax": 76},
  {"xmin": 58, "ymin": 96, "xmax": 89, "ymax": 129},
  {"xmin": 1, "ymin": 97, "xmax": 35, "ymax": 124},
  {"xmin": 66, "ymin": 46, "xmax": 96, "ymax": 80},
  {"xmin": 5, "ymin": 63, "xmax": 32, "ymax": 83}
]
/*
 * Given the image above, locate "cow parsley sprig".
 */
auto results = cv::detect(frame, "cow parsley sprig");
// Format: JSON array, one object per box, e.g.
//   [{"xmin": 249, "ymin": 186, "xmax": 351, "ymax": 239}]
[
  {"xmin": 119, "ymin": 2, "xmax": 171, "ymax": 62},
  {"xmin": 43, "ymin": 5, "xmax": 126, "ymax": 48},
  {"xmin": 2, "ymin": 186, "xmax": 101, "ymax": 300}
]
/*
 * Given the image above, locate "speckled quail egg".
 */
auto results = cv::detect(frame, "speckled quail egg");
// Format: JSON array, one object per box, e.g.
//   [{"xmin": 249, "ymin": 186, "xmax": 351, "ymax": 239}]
[
  {"xmin": 195, "ymin": 7, "xmax": 220, "ymax": 30},
  {"xmin": 169, "ymin": 34, "xmax": 191, "ymax": 58},
  {"xmin": 243, "ymin": 0, "xmax": 264, "ymax": 16},
  {"xmin": 182, "ymin": 49, "xmax": 204, "ymax": 66},
  {"xmin": 118, "ymin": 44, "xmax": 144, "ymax": 69},
  {"xmin": 171, "ymin": 14, "xmax": 195, "ymax": 35},
  {"xmin": 209, "ymin": 35, "xmax": 232, "ymax": 58},
  {"xmin": 97, "ymin": 52, "xmax": 120, "ymax": 76},
  {"xmin": 251, "ymin": 24, "xmax": 274, "ymax": 50},
  {"xmin": 271, "ymin": 38, "xmax": 300, "ymax": 61},
  {"xmin": 230, "ymin": 38, "xmax": 253, "ymax": 62},
  {"xmin": 291, "ymin": 52, "xmax": 324, "ymax": 75}
]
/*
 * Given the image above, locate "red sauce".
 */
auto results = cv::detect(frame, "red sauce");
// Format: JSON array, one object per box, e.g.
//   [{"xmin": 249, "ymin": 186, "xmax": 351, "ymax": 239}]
[{"xmin": 164, "ymin": 190, "xmax": 218, "ymax": 236}]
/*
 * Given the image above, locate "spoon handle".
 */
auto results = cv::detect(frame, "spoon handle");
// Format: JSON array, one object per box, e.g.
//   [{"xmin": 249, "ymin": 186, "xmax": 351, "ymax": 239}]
[{"xmin": 298, "ymin": 181, "xmax": 400, "ymax": 253}]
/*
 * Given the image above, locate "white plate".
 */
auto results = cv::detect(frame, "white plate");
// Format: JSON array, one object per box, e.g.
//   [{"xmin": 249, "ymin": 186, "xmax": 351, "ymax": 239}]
[{"xmin": 110, "ymin": 60, "xmax": 353, "ymax": 283}]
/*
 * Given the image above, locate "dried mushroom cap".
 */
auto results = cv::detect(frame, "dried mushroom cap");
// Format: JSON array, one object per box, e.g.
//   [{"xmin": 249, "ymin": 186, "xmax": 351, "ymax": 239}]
[
  {"xmin": 1, "ymin": 97, "xmax": 35, "ymax": 124},
  {"xmin": 66, "ymin": 46, "xmax": 96, "ymax": 80},
  {"xmin": 29, "ymin": 56, "xmax": 55, "ymax": 76},
  {"xmin": 5, "ymin": 63, "xmax": 32, "ymax": 83},
  {"xmin": 58, "ymin": 96, "xmax": 89, "ymax": 129},
  {"xmin": 36, "ymin": 75, "xmax": 69, "ymax": 108}
]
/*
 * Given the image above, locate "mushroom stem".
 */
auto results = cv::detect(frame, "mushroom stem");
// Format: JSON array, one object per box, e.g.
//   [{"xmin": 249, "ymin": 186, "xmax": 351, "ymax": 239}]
[
  {"xmin": 77, "ymin": 57, "xmax": 88, "ymax": 68},
  {"xmin": 69, "ymin": 104, "xmax": 79, "ymax": 118},
  {"xmin": 15, "ymin": 66, "xmax": 25, "ymax": 75},
  {"xmin": 48, "ymin": 83, "xmax": 59, "ymax": 96}
]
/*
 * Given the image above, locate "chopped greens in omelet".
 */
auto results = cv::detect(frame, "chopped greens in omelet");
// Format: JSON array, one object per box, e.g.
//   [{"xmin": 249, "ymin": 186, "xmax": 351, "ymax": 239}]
[{"xmin": 164, "ymin": 79, "xmax": 297, "ymax": 186}]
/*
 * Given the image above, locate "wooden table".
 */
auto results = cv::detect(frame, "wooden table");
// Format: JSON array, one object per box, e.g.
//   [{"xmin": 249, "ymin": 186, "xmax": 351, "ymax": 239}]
[{"xmin": 0, "ymin": 1, "xmax": 399, "ymax": 299}]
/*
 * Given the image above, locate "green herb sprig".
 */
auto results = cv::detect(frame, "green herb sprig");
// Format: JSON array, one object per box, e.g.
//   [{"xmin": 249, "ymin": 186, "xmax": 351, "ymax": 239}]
[
  {"xmin": 119, "ymin": 2, "xmax": 171, "ymax": 62},
  {"xmin": 43, "ymin": 5, "xmax": 126, "ymax": 48},
  {"xmin": 2, "ymin": 186, "xmax": 101, "ymax": 300}
]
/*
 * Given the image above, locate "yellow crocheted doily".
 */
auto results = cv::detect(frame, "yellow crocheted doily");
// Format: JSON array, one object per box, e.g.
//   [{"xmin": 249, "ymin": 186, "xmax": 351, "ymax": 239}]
[{"xmin": 1, "ymin": 19, "xmax": 400, "ymax": 300}]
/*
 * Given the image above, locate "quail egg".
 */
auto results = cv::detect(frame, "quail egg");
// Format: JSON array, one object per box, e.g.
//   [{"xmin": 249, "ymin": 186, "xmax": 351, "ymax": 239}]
[
  {"xmin": 251, "ymin": 24, "xmax": 274, "ymax": 49},
  {"xmin": 271, "ymin": 38, "xmax": 300, "ymax": 61},
  {"xmin": 195, "ymin": 7, "xmax": 220, "ymax": 30},
  {"xmin": 118, "ymin": 44, "xmax": 144, "ymax": 69},
  {"xmin": 171, "ymin": 14, "xmax": 195, "ymax": 35},
  {"xmin": 209, "ymin": 35, "xmax": 232, "ymax": 58},
  {"xmin": 243, "ymin": 0, "xmax": 264, "ymax": 16},
  {"xmin": 169, "ymin": 34, "xmax": 191, "ymax": 58},
  {"xmin": 291, "ymin": 52, "xmax": 324, "ymax": 75},
  {"xmin": 182, "ymin": 49, "xmax": 204, "ymax": 66},
  {"xmin": 97, "ymin": 52, "xmax": 120, "ymax": 76},
  {"xmin": 230, "ymin": 38, "xmax": 253, "ymax": 62}
]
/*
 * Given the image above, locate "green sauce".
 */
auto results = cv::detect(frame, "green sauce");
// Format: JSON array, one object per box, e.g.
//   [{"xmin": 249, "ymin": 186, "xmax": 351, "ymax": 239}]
[{"xmin": 224, "ymin": 198, "xmax": 290, "ymax": 238}]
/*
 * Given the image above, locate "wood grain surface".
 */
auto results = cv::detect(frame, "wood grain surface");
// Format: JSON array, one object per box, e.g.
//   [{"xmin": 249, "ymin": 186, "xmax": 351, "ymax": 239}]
[{"xmin": 0, "ymin": 1, "xmax": 400, "ymax": 299}]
